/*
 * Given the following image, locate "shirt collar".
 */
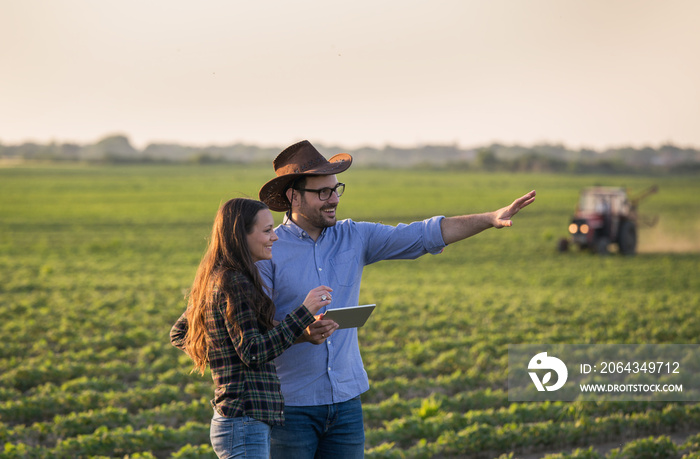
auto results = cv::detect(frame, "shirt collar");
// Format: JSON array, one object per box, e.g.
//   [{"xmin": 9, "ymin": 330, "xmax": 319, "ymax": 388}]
[{"xmin": 281, "ymin": 212, "xmax": 327, "ymax": 240}]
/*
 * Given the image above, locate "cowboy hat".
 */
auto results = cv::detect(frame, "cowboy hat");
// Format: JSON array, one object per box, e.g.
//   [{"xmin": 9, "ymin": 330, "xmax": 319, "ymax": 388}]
[{"xmin": 259, "ymin": 140, "xmax": 353, "ymax": 212}]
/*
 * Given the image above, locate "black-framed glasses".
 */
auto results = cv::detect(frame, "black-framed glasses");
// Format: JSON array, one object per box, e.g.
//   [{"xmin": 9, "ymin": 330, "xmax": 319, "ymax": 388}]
[{"xmin": 294, "ymin": 183, "xmax": 345, "ymax": 201}]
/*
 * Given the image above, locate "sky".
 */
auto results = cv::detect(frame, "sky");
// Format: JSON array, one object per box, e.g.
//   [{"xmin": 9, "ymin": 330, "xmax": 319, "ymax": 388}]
[{"xmin": 2, "ymin": 0, "xmax": 699, "ymax": 151}]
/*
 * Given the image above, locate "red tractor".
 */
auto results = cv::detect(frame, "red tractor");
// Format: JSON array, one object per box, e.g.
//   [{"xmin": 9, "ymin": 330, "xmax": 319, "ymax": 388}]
[{"xmin": 559, "ymin": 185, "xmax": 658, "ymax": 255}]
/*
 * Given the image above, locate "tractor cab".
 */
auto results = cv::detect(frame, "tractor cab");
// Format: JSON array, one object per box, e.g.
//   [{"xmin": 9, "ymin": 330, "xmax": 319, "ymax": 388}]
[{"xmin": 562, "ymin": 185, "xmax": 657, "ymax": 255}]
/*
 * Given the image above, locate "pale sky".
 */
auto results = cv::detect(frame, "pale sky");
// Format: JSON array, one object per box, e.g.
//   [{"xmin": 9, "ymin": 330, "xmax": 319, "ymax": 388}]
[{"xmin": 2, "ymin": 0, "xmax": 699, "ymax": 150}]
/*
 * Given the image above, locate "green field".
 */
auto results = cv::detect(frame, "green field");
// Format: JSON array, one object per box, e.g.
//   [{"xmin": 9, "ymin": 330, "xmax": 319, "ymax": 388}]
[{"xmin": 1, "ymin": 164, "xmax": 699, "ymax": 458}]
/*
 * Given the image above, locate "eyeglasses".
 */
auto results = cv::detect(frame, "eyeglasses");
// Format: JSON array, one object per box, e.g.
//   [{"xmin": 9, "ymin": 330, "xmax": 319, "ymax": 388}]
[{"xmin": 293, "ymin": 183, "xmax": 345, "ymax": 201}]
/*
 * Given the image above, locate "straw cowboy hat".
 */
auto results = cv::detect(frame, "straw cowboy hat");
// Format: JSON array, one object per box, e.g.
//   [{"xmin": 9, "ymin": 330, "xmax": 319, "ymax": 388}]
[{"xmin": 259, "ymin": 140, "xmax": 353, "ymax": 212}]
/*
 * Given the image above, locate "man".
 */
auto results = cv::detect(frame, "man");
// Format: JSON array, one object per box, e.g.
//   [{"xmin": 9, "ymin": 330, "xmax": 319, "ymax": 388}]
[{"xmin": 257, "ymin": 140, "xmax": 535, "ymax": 458}]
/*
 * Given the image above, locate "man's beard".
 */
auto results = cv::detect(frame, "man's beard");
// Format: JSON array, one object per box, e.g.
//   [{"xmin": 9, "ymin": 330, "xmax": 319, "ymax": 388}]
[
  {"xmin": 299, "ymin": 201, "xmax": 337, "ymax": 229},
  {"xmin": 315, "ymin": 204, "xmax": 338, "ymax": 228}
]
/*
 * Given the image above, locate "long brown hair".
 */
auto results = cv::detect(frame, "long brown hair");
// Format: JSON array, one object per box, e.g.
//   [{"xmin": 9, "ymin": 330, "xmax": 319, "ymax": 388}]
[{"xmin": 183, "ymin": 198, "xmax": 275, "ymax": 375}]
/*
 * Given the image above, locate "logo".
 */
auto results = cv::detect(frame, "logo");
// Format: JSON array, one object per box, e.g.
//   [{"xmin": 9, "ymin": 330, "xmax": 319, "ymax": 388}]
[{"xmin": 528, "ymin": 352, "xmax": 568, "ymax": 391}]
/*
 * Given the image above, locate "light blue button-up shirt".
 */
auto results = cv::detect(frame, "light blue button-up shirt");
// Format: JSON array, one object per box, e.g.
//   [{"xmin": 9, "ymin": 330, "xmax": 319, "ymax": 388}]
[{"xmin": 257, "ymin": 214, "xmax": 446, "ymax": 406}]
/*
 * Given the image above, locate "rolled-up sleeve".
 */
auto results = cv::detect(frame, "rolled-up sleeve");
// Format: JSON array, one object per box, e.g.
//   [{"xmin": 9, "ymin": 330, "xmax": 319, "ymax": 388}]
[{"xmin": 422, "ymin": 215, "xmax": 448, "ymax": 253}]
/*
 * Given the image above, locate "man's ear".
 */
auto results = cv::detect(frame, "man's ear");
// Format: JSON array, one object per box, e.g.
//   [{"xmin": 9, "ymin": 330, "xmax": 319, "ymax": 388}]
[{"xmin": 285, "ymin": 188, "xmax": 295, "ymax": 207}]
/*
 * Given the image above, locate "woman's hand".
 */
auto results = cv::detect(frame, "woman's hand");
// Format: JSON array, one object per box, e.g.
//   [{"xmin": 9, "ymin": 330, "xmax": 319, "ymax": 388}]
[
  {"xmin": 302, "ymin": 286, "xmax": 334, "ymax": 315},
  {"xmin": 303, "ymin": 314, "xmax": 339, "ymax": 344}
]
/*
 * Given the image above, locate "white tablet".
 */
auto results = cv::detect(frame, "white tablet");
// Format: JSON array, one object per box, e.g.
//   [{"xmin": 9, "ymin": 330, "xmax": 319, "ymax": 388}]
[{"xmin": 322, "ymin": 304, "xmax": 376, "ymax": 329}]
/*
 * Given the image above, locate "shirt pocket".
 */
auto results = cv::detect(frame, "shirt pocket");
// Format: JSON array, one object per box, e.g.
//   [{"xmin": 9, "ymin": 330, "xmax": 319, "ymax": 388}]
[{"xmin": 329, "ymin": 250, "xmax": 360, "ymax": 287}]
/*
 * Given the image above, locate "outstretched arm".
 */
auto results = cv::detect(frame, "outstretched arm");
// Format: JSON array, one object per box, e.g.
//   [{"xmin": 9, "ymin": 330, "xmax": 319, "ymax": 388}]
[{"xmin": 440, "ymin": 190, "xmax": 536, "ymax": 245}]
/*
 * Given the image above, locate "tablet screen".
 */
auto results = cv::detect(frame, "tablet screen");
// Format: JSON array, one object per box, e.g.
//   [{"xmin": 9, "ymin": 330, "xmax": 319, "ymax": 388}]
[{"xmin": 322, "ymin": 304, "xmax": 376, "ymax": 329}]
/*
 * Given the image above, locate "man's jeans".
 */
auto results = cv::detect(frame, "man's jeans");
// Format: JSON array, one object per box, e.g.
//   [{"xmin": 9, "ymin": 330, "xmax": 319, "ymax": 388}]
[
  {"xmin": 270, "ymin": 396, "xmax": 365, "ymax": 458},
  {"xmin": 210, "ymin": 412, "xmax": 271, "ymax": 459}
]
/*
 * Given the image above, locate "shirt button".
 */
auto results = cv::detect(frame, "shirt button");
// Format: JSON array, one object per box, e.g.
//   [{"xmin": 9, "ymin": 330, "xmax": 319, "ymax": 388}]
[
  {"xmin": 328, "ymin": 367, "xmax": 331, "ymax": 371},
  {"xmin": 319, "ymin": 268, "xmax": 323, "ymax": 271}
]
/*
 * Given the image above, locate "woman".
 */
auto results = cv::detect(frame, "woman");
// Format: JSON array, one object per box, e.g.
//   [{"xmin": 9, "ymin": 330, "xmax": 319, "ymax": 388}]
[{"xmin": 170, "ymin": 198, "xmax": 332, "ymax": 458}]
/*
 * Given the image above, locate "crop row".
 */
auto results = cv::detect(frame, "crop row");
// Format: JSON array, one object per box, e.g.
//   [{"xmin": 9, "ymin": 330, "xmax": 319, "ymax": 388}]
[
  {"xmin": 1, "ymin": 398, "xmax": 211, "ymax": 447},
  {"xmin": 1, "ymin": 422, "xmax": 210, "ymax": 459},
  {"xmin": 365, "ymin": 404, "xmax": 700, "ymax": 458},
  {"xmin": 538, "ymin": 433, "xmax": 700, "ymax": 459},
  {"xmin": 0, "ymin": 382, "xmax": 211, "ymax": 425},
  {"xmin": 362, "ymin": 391, "xmax": 681, "ymax": 428}
]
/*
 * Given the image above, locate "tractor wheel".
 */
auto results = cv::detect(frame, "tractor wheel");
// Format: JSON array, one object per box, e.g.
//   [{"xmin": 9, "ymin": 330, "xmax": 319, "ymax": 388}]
[
  {"xmin": 557, "ymin": 238, "xmax": 569, "ymax": 252},
  {"xmin": 595, "ymin": 237, "xmax": 610, "ymax": 255},
  {"xmin": 618, "ymin": 220, "xmax": 637, "ymax": 255}
]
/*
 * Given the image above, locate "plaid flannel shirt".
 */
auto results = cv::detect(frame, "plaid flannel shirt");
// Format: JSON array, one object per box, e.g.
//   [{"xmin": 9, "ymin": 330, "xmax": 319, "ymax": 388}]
[{"xmin": 170, "ymin": 270, "xmax": 315, "ymax": 425}]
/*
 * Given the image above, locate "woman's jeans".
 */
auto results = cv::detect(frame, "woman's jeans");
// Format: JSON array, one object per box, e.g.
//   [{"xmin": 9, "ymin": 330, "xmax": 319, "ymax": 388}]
[
  {"xmin": 270, "ymin": 396, "xmax": 365, "ymax": 458},
  {"xmin": 210, "ymin": 411, "xmax": 271, "ymax": 459}
]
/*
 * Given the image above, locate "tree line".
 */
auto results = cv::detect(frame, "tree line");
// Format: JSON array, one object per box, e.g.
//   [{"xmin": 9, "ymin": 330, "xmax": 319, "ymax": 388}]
[{"xmin": 2, "ymin": 134, "xmax": 699, "ymax": 174}]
